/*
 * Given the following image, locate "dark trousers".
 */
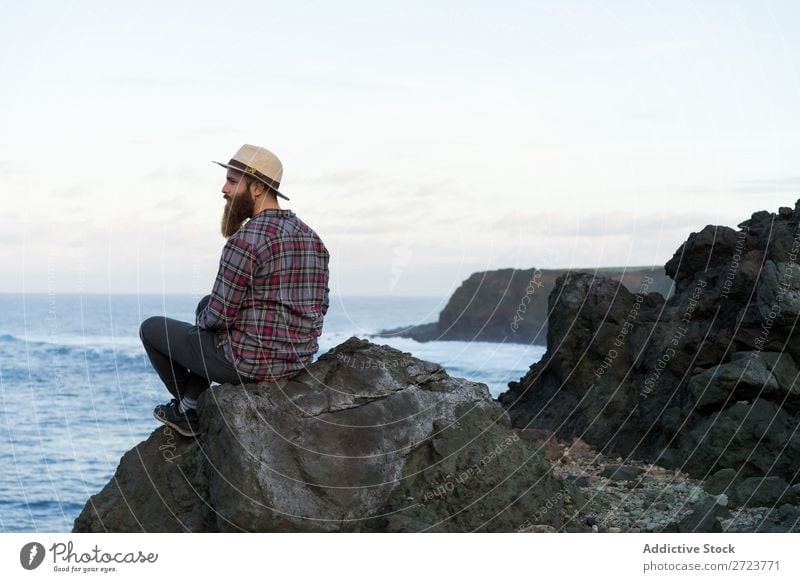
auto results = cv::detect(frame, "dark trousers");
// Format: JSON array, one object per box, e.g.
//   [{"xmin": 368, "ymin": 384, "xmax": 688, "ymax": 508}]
[{"xmin": 139, "ymin": 295, "xmax": 251, "ymax": 401}]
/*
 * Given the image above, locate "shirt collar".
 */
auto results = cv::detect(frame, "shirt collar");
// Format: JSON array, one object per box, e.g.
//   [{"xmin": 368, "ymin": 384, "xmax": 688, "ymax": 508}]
[{"xmin": 254, "ymin": 208, "xmax": 294, "ymax": 218}]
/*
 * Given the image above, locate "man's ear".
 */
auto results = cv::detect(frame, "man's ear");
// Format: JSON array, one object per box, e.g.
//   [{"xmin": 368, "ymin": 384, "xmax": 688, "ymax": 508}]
[{"xmin": 250, "ymin": 180, "xmax": 266, "ymax": 198}]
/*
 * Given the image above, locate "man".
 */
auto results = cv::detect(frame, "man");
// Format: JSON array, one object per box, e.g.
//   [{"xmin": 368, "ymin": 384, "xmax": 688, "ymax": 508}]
[{"xmin": 139, "ymin": 144, "xmax": 330, "ymax": 437}]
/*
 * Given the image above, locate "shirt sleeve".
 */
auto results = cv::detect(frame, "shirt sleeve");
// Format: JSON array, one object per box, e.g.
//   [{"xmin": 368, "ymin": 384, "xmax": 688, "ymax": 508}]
[{"xmin": 196, "ymin": 235, "xmax": 257, "ymax": 331}]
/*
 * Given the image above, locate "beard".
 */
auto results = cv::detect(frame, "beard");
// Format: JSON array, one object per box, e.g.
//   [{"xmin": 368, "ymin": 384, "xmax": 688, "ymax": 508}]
[{"xmin": 220, "ymin": 193, "xmax": 255, "ymax": 238}]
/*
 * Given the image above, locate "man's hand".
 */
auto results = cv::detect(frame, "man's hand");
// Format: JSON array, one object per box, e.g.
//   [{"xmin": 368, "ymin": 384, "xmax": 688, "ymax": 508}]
[{"xmin": 195, "ymin": 295, "xmax": 212, "ymax": 328}]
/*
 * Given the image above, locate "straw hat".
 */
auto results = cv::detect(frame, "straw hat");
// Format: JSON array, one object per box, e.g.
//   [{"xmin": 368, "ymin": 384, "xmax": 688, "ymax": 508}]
[{"xmin": 213, "ymin": 144, "xmax": 290, "ymax": 200}]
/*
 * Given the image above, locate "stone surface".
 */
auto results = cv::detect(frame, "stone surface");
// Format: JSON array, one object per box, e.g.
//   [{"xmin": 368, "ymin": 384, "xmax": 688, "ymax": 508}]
[
  {"xmin": 74, "ymin": 337, "xmax": 576, "ymax": 533},
  {"xmin": 599, "ymin": 465, "xmax": 644, "ymax": 482},
  {"xmin": 673, "ymin": 498, "xmax": 729, "ymax": 533},
  {"xmin": 514, "ymin": 428, "xmax": 562, "ymax": 461},
  {"xmin": 730, "ymin": 476, "xmax": 798, "ymax": 508}
]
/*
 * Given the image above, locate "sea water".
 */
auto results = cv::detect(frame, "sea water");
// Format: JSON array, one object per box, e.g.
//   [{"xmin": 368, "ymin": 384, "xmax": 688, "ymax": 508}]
[{"xmin": 0, "ymin": 293, "xmax": 544, "ymax": 532}]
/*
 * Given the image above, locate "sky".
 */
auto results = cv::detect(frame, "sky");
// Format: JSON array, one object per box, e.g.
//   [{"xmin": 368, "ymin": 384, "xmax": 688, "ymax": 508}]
[{"xmin": 1, "ymin": 0, "xmax": 799, "ymax": 297}]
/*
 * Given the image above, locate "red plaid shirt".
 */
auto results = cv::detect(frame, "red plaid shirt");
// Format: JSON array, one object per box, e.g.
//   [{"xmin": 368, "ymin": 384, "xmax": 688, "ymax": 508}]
[{"xmin": 196, "ymin": 208, "xmax": 330, "ymax": 380}]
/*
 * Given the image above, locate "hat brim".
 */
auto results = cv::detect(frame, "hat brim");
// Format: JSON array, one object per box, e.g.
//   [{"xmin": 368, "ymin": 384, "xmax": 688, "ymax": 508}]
[{"xmin": 212, "ymin": 161, "xmax": 290, "ymax": 200}]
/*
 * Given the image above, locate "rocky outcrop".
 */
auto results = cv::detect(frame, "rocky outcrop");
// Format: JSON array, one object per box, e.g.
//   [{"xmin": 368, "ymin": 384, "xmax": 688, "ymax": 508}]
[
  {"xmin": 499, "ymin": 201, "xmax": 800, "ymax": 505},
  {"xmin": 374, "ymin": 267, "xmax": 673, "ymax": 346},
  {"xmin": 74, "ymin": 337, "xmax": 577, "ymax": 532}
]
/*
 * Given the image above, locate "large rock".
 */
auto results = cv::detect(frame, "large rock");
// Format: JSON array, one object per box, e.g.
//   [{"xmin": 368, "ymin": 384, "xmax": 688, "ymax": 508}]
[
  {"xmin": 499, "ymin": 200, "xmax": 800, "ymax": 491},
  {"xmin": 74, "ymin": 337, "xmax": 576, "ymax": 532},
  {"xmin": 730, "ymin": 476, "xmax": 798, "ymax": 508}
]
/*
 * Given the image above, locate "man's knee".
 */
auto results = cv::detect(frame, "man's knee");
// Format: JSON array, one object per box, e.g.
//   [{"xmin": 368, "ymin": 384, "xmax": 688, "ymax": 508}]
[{"xmin": 139, "ymin": 316, "xmax": 167, "ymax": 343}]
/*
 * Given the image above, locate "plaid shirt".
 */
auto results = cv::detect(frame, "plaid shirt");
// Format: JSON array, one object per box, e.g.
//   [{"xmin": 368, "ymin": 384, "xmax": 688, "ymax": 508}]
[{"xmin": 196, "ymin": 208, "xmax": 330, "ymax": 381}]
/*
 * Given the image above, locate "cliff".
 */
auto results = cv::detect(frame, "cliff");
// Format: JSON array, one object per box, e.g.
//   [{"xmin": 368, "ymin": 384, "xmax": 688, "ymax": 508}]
[{"xmin": 374, "ymin": 267, "xmax": 673, "ymax": 345}]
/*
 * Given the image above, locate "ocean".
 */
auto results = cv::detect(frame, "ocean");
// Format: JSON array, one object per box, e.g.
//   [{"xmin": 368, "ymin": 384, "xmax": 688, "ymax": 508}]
[{"xmin": 0, "ymin": 293, "xmax": 545, "ymax": 533}]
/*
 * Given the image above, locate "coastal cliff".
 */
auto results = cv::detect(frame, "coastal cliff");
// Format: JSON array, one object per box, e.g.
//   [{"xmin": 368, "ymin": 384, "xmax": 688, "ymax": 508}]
[{"xmin": 375, "ymin": 267, "xmax": 673, "ymax": 345}]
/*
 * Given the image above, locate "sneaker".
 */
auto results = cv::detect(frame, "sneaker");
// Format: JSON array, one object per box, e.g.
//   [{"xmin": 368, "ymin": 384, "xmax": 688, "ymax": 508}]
[{"xmin": 153, "ymin": 398, "xmax": 200, "ymax": 437}]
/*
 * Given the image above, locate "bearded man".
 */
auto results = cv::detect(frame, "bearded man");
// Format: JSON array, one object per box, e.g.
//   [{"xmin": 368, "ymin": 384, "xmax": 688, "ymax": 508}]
[{"xmin": 139, "ymin": 144, "xmax": 330, "ymax": 437}]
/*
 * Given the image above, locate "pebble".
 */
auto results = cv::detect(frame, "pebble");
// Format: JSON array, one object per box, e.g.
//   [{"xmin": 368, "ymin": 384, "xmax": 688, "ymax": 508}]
[{"xmin": 688, "ymin": 486, "xmax": 703, "ymax": 503}]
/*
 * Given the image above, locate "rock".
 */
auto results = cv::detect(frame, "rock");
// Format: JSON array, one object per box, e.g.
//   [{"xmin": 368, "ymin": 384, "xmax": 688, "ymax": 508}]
[
  {"xmin": 673, "ymin": 498, "xmax": 729, "ymax": 533},
  {"xmin": 566, "ymin": 475, "xmax": 590, "ymax": 488},
  {"xmin": 514, "ymin": 428, "xmax": 562, "ymax": 460},
  {"xmin": 715, "ymin": 494, "xmax": 728, "ymax": 507},
  {"xmin": 664, "ymin": 225, "xmax": 739, "ymax": 291},
  {"xmin": 756, "ymin": 261, "xmax": 800, "ymax": 327},
  {"xmin": 704, "ymin": 468, "xmax": 737, "ymax": 495},
  {"xmin": 72, "ymin": 425, "xmax": 209, "ymax": 533},
  {"xmin": 74, "ymin": 337, "xmax": 576, "ymax": 533},
  {"xmin": 676, "ymin": 400, "xmax": 800, "ymax": 480},
  {"xmin": 756, "ymin": 504, "xmax": 800, "ymax": 532},
  {"xmin": 730, "ymin": 476, "xmax": 798, "ymax": 508},
  {"xmin": 600, "ymin": 465, "xmax": 644, "ymax": 482},
  {"xmin": 519, "ymin": 524, "xmax": 557, "ymax": 533},
  {"xmin": 568, "ymin": 437, "xmax": 594, "ymax": 455},
  {"xmin": 499, "ymin": 200, "xmax": 800, "ymax": 487},
  {"xmin": 759, "ymin": 352, "xmax": 800, "ymax": 406},
  {"xmin": 374, "ymin": 321, "xmax": 440, "ymax": 343},
  {"xmin": 687, "ymin": 353, "xmax": 778, "ymax": 410}
]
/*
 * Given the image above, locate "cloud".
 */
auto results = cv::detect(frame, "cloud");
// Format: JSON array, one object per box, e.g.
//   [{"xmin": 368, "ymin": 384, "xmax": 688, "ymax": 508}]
[
  {"xmin": 569, "ymin": 39, "xmax": 703, "ymax": 64},
  {"xmin": 102, "ymin": 70, "xmax": 402, "ymax": 92},
  {"xmin": 733, "ymin": 176, "xmax": 800, "ymax": 194},
  {"xmin": 485, "ymin": 210, "xmax": 722, "ymax": 238},
  {"xmin": 324, "ymin": 217, "xmax": 415, "ymax": 236},
  {"xmin": 298, "ymin": 171, "xmax": 464, "ymax": 198},
  {"xmin": 0, "ymin": 159, "xmax": 31, "ymax": 179},
  {"xmin": 180, "ymin": 127, "xmax": 241, "ymax": 138},
  {"xmin": 683, "ymin": 176, "xmax": 800, "ymax": 195},
  {"xmin": 297, "ymin": 169, "xmax": 374, "ymax": 186},
  {"xmin": 141, "ymin": 165, "xmax": 207, "ymax": 183}
]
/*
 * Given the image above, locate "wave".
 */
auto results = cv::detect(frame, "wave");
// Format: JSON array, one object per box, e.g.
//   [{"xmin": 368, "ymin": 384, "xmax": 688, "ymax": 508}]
[
  {"xmin": 0, "ymin": 332, "xmax": 140, "ymax": 348},
  {"xmin": 0, "ymin": 332, "xmax": 144, "ymax": 361}
]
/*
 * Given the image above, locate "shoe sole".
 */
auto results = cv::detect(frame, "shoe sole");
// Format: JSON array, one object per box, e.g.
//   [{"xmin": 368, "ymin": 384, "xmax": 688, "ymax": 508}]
[{"xmin": 153, "ymin": 410, "xmax": 200, "ymax": 438}]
